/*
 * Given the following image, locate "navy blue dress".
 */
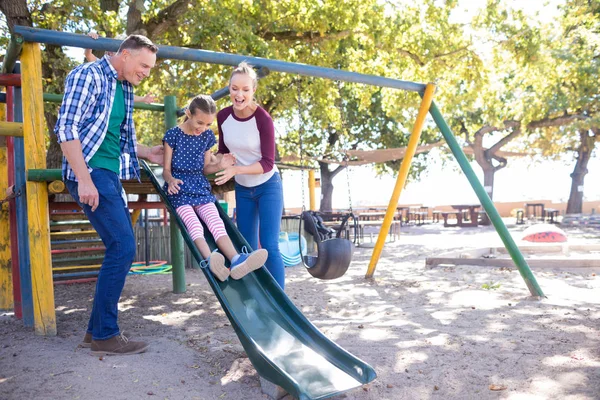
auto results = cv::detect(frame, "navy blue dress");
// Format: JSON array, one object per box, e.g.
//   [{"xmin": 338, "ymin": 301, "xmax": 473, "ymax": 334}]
[{"xmin": 163, "ymin": 126, "xmax": 217, "ymax": 208}]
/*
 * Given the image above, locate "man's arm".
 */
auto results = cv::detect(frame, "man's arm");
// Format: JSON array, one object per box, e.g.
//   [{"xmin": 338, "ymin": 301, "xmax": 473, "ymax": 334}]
[{"xmin": 60, "ymin": 140, "xmax": 99, "ymax": 211}]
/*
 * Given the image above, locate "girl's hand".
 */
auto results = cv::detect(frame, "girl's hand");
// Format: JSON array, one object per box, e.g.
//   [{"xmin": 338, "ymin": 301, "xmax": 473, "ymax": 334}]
[
  {"xmin": 215, "ymin": 166, "xmax": 236, "ymax": 185},
  {"xmin": 219, "ymin": 153, "xmax": 236, "ymax": 169},
  {"xmin": 167, "ymin": 178, "xmax": 184, "ymax": 194}
]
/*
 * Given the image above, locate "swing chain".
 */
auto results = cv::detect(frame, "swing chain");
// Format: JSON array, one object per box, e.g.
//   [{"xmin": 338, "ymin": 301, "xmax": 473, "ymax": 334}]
[
  {"xmin": 297, "ymin": 79, "xmax": 306, "ymax": 212},
  {"xmin": 336, "ymin": 80, "xmax": 353, "ymax": 214}
]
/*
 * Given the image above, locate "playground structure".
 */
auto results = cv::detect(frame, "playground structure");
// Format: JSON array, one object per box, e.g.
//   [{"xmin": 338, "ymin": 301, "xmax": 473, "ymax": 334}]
[{"xmin": 0, "ymin": 26, "xmax": 547, "ymax": 399}]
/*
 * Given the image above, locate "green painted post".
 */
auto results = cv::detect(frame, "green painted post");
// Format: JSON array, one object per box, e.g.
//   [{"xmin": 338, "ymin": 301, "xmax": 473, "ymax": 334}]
[
  {"xmin": 428, "ymin": 100, "xmax": 545, "ymax": 297},
  {"xmin": 164, "ymin": 95, "xmax": 186, "ymax": 293}
]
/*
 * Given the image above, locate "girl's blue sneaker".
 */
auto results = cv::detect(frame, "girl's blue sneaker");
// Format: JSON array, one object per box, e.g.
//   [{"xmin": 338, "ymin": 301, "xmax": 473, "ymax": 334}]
[
  {"xmin": 230, "ymin": 248, "xmax": 268, "ymax": 280},
  {"xmin": 200, "ymin": 251, "xmax": 229, "ymax": 282}
]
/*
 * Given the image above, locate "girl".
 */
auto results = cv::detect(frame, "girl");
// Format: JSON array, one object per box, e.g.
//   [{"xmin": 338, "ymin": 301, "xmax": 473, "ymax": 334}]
[
  {"xmin": 162, "ymin": 94, "xmax": 267, "ymax": 281},
  {"xmin": 214, "ymin": 63, "xmax": 286, "ymax": 289}
]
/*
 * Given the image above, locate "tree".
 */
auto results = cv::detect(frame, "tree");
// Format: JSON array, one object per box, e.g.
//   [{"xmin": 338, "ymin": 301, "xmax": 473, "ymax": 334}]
[{"xmin": 449, "ymin": 0, "xmax": 599, "ymax": 205}]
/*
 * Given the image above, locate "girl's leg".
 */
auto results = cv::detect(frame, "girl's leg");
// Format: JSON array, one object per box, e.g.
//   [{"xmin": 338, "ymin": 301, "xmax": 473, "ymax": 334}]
[
  {"xmin": 177, "ymin": 205, "xmax": 228, "ymax": 281},
  {"xmin": 256, "ymin": 174, "xmax": 285, "ymax": 289},
  {"xmin": 195, "ymin": 202, "xmax": 267, "ymax": 280},
  {"xmin": 194, "ymin": 203, "xmax": 236, "ymax": 260}
]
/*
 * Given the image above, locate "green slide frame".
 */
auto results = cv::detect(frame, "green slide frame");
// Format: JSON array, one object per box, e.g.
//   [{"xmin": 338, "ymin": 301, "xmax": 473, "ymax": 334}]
[{"xmin": 141, "ymin": 161, "xmax": 377, "ymax": 400}]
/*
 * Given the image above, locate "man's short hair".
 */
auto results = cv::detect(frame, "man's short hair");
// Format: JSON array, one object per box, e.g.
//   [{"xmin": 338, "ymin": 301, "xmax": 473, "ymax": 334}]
[{"xmin": 117, "ymin": 35, "xmax": 158, "ymax": 54}]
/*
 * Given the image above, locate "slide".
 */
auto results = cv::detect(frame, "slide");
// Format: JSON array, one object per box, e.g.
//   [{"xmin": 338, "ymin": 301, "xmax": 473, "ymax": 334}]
[{"xmin": 141, "ymin": 161, "xmax": 376, "ymax": 400}]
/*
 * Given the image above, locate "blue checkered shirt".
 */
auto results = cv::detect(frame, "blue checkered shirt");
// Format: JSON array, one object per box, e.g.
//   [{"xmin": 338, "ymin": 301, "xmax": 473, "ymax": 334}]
[{"xmin": 54, "ymin": 56, "xmax": 140, "ymax": 182}]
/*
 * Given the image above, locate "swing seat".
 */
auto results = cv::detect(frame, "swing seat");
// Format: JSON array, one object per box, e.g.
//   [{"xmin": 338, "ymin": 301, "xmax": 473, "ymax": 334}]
[{"xmin": 301, "ymin": 211, "xmax": 354, "ymax": 280}]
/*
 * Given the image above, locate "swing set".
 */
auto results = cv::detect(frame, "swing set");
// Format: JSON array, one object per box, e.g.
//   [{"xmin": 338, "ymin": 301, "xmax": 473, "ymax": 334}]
[{"xmin": 1, "ymin": 26, "xmax": 545, "ymax": 337}]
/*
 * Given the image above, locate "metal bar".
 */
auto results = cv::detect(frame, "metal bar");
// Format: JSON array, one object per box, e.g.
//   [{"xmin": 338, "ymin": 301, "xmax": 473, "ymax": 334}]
[
  {"xmin": 365, "ymin": 83, "xmax": 436, "ymax": 278},
  {"xmin": 0, "ymin": 121, "xmax": 24, "ymax": 137},
  {"xmin": 1, "ymin": 36, "xmax": 23, "ymax": 74},
  {"xmin": 165, "ymin": 95, "xmax": 186, "ymax": 293},
  {"xmin": 14, "ymin": 65, "xmax": 35, "ymax": 327},
  {"xmin": 428, "ymin": 100, "xmax": 545, "ymax": 297},
  {"xmin": 6, "ymin": 86, "xmax": 22, "ymax": 319},
  {"xmin": 49, "ymin": 201, "xmax": 166, "ymax": 211},
  {"xmin": 27, "ymin": 169, "xmax": 61, "ymax": 181},
  {"xmin": 22, "ymin": 42, "xmax": 56, "ymax": 335},
  {"xmin": 14, "ymin": 26, "xmax": 427, "ymax": 93},
  {"xmin": 0, "ymin": 74, "xmax": 21, "ymax": 87},
  {"xmin": 42, "ymin": 93, "xmax": 165, "ymax": 111},
  {"xmin": 144, "ymin": 209, "xmax": 150, "ymax": 266}
]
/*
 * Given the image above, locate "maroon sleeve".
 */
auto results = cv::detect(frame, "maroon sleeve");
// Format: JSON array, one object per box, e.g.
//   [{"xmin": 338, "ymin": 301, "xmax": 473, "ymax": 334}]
[
  {"xmin": 216, "ymin": 107, "xmax": 231, "ymax": 154},
  {"xmin": 255, "ymin": 107, "xmax": 275, "ymax": 173}
]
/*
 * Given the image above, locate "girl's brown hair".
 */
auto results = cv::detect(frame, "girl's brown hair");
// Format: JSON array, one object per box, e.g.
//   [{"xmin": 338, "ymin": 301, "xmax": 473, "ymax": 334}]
[{"xmin": 185, "ymin": 95, "xmax": 217, "ymax": 121}]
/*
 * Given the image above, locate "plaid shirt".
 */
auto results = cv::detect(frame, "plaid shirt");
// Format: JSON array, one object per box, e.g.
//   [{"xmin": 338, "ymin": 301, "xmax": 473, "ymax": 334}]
[{"xmin": 54, "ymin": 56, "xmax": 140, "ymax": 182}]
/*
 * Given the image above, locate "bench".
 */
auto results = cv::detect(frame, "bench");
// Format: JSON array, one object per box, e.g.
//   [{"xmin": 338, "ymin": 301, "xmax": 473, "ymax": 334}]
[
  {"xmin": 441, "ymin": 211, "xmax": 459, "ymax": 227},
  {"xmin": 545, "ymin": 208, "xmax": 559, "ymax": 223},
  {"xmin": 515, "ymin": 209, "xmax": 525, "ymax": 225}
]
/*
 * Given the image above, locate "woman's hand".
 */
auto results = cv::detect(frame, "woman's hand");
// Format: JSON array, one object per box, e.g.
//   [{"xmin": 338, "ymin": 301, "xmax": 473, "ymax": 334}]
[
  {"xmin": 215, "ymin": 166, "xmax": 237, "ymax": 185},
  {"xmin": 167, "ymin": 178, "xmax": 184, "ymax": 194}
]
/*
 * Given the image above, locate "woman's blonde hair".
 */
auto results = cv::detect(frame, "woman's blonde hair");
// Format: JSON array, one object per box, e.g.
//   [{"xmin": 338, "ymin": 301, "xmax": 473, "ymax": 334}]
[{"xmin": 230, "ymin": 61, "xmax": 258, "ymax": 89}]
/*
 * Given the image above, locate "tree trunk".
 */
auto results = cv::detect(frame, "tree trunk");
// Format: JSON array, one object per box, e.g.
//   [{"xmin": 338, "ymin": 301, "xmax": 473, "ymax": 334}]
[
  {"xmin": 482, "ymin": 166, "xmax": 495, "ymax": 200},
  {"xmin": 566, "ymin": 129, "xmax": 596, "ymax": 214},
  {"xmin": 317, "ymin": 162, "xmax": 346, "ymax": 212},
  {"xmin": 0, "ymin": 0, "xmax": 32, "ymax": 31},
  {"xmin": 319, "ymin": 162, "xmax": 334, "ymax": 212}
]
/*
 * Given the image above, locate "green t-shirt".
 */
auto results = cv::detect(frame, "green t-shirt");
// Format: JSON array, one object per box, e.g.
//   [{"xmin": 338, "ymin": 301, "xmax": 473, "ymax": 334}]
[{"xmin": 88, "ymin": 80, "xmax": 125, "ymax": 174}]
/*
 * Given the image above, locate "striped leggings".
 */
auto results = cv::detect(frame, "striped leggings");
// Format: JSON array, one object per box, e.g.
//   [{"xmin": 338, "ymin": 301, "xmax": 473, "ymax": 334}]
[{"xmin": 175, "ymin": 203, "xmax": 227, "ymax": 242}]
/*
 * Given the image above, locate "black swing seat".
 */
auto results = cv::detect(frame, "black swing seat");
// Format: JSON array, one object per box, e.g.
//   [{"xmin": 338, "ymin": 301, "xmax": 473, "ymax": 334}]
[{"xmin": 300, "ymin": 211, "xmax": 355, "ymax": 280}]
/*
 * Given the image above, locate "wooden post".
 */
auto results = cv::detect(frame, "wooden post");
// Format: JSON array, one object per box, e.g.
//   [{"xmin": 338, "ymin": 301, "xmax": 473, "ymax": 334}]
[
  {"xmin": 21, "ymin": 42, "xmax": 56, "ymax": 335},
  {"xmin": 0, "ymin": 105, "xmax": 13, "ymax": 311}
]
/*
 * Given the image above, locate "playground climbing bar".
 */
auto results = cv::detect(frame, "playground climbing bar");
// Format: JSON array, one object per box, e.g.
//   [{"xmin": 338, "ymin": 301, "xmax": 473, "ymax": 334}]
[{"xmin": 14, "ymin": 26, "xmax": 427, "ymax": 93}]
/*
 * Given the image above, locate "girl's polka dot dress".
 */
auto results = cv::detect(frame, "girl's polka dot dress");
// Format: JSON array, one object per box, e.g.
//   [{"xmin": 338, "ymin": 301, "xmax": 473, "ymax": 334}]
[{"xmin": 162, "ymin": 126, "xmax": 217, "ymax": 208}]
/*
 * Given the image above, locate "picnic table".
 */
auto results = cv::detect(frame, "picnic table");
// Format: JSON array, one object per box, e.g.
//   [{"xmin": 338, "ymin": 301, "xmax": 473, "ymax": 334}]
[{"xmin": 441, "ymin": 204, "xmax": 481, "ymax": 227}]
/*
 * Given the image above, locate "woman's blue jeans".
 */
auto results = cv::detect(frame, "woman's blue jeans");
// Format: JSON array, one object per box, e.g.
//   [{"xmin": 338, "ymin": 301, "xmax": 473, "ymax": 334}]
[
  {"xmin": 235, "ymin": 172, "xmax": 285, "ymax": 289},
  {"xmin": 65, "ymin": 169, "xmax": 136, "ymax": 340}
]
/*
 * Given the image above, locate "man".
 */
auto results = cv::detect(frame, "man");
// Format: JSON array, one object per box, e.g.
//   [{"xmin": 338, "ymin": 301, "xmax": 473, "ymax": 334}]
[{"xmin": 55, "ymin": 35, "xmax": 163, "ymax": 356}]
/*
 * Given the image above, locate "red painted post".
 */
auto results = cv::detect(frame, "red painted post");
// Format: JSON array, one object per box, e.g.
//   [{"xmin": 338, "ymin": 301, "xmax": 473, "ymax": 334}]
[{"xmin": 6, "ymin": 86, "xmax": 22, "ymax": 319}]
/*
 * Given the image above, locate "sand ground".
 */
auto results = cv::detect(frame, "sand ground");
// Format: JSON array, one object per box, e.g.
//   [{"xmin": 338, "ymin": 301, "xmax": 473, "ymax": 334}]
[{"xmin": 1, "ymin": 222, "xmax": 599, "ymax": 400}]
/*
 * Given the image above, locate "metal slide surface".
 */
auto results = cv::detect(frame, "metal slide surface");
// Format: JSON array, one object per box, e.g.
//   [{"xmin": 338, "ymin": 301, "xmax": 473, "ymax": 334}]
[{"xmin": 141, "ymin": 161, "xmax": 376, "ymax": 400}]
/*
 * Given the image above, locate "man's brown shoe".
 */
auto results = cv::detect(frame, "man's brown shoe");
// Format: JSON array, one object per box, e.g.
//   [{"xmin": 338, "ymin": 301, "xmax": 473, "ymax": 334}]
[
  {"xmin": 90, "ymin": 333, "xmax": 148, "ymax": 356},
  {"xmin": 80, "ymin": 331, "xmax": 129, "ymax": 348}
]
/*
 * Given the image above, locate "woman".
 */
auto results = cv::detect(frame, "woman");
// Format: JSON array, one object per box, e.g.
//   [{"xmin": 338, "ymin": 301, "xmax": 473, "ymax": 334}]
[{"xmin": 215, "ymin": 62, "xmax": 285, "ymax": 289}]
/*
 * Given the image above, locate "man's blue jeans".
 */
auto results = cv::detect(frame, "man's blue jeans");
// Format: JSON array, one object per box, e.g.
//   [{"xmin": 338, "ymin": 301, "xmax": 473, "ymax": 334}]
[
  {"xmin": 65, "ymin": 169, "xmax": 136, "ymax": 340},
  {"xmin": 235, "ymin": 172, "xmax": 285, "ymax": 289}
]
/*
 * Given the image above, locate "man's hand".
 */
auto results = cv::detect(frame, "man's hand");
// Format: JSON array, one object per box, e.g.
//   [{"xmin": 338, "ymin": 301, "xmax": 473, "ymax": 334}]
[
  {"xmin": 138, "ymin": 144, "xmax": 164, "ymax": 165},
  {"xmin": 138, "ymin": 93, "xmax": 157, "ymax": 104},
  {"xmin": 78, "ymin": 179, "xmax": 100, "ymax": 212}
]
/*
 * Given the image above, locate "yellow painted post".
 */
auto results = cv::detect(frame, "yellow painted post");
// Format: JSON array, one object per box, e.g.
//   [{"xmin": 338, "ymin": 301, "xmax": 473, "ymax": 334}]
[
  {"xmin": 0, "ymin": 107, "xmax": 13, "ymax": 311},
  {"xmin": 365, "ymin": 83, "xmax": 436, "ymax": 278},
  {"xmin": 131, "ymin": 209, "xmax": 142, "ymax": 225},
  {"xmin": 21, "ymin": 42, "xmax": 56, "ymax": 335},
  {"xmin": 308, "ymin": 170, "xmax": 316, "ymax": 211}
]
